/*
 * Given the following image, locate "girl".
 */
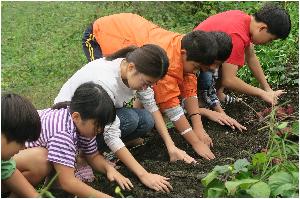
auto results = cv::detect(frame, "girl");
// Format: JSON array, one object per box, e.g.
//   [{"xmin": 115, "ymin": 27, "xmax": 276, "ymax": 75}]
[
  {"xmin": 13, "ymin": 82, "xmax": 133, "ymax": 197},
  {"xmin": 54, "ymin": 44, "xmax": 181, "ymax": 192}
]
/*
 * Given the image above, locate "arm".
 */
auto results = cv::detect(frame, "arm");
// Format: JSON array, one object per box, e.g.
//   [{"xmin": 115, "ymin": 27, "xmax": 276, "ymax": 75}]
[
  {"xmin": 222, "ymin": 62, "xmax": 283, "ymax": 105},
  {"xmin": 137, "ymin": 88, "xmax": 196, "ymax": 163},
  {"xmin": 53, "ymin": 163, "xmax": 111, "ymax": 198},
  {"xmin": 164, "ymin": 105, "xmax": 215, "ymax": 160},
  {"xmin": 115, "ymin": 147, "xmax": 172, "ymax": 192},
  {"xmin": 85, "ymin": 151, "xmax": 133, "ymax": 190},
  {"xmin": 3, "ymin": 169, "xmax": 39, "ymax": 197},
  {"xmin": 151, "ymin": 110, "xmax": 196, "ymax": 164},
  {"xmin": 245, "ymin": 44, "xmax": 271, "ymax": 91}
]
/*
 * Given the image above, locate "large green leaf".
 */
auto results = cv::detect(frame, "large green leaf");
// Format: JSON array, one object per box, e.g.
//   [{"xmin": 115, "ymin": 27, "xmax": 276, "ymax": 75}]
[
  {"xmin": 201, "ymin": 171, "xmax": 218, "ymax": 187},
  {"xmin": 246, "ymin": 181, "xmax": 271, "ymax": 198},
  {"xmin": 207, "ymin": 187, "xmax": 226, "ymax": 198},
  {"xmin": 268, "ymin": 171, "xmax": 298, "ymax": 197},
  {"xmin": 225, "ymin": 179, "xmax": 259, "ymax": 195}
]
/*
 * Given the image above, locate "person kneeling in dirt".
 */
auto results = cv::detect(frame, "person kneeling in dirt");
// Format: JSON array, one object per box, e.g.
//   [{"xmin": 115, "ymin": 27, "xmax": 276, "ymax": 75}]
[
  {"xmin": 1, "ymin": 93, "xmax": 41, "ymax": 197},
  {"xmin": 12, "ymin": 82, "xmax": 133, "ymax": 197},
  {"xmin": 194, "ymin": 3, "xmax": 291, "ymax": 111},
  {"xmin": 196, "ymin": 32, "xmax": 247, "ymax": 132}
]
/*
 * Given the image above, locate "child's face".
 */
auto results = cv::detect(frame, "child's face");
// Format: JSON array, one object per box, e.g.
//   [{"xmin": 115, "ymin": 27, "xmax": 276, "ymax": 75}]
[
  {"xmin": 251, "ymin": 27, "xmax": 277, "ymax": 45},
  {"xmin": 72, "ymin": 113, "xmax": 102, "ymax": 138},
  {"xmin": 128, "ymin": 70, "xmax": 160, "ymax": 90},
  {"xmin": 183, "ymin": 60, "xmax": 222, "ymax": 74},
  {"xmin": 1, "ymin": 134, "xmax": 25, "ymax": 160}
]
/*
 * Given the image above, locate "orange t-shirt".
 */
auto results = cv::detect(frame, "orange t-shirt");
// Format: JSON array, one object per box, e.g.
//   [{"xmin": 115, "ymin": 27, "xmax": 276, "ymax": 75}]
[{"xmin": 93, "ymin": 13, "xmax": 197, "ymax": 111}]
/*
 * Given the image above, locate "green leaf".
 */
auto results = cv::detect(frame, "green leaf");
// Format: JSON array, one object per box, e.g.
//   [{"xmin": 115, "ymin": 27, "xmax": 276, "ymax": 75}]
[
  {"xmin": 207, "ymin": 187, "xmax": 226, "ymax": 198},
  {"xmin": 268, "ymin": 171, "xmax": 297, "ymax": 197},
  {"xmin": 225, "ymin": 179, "xmax": 259, "ymax": 195},
  {"xmin": 246, "ymin": 181, "xmax": 271, "ymax": 198},
  {"xmin": 252, "ymin": 153, "xmax": 267, "ymax": 166},
  {"xmin": 292, "ymin": 121, "xmax": 299, "ymax": 135},
  {"xmin": 213, "ymin": 165, "xmax": 230, "ymax": 174},
  {"xmin": 233, "ymin": 159, "xmax": 250, "ymax": 173},
  {"xmin": 277, "ymin": 122, "xmax": 288, "ymax": 130},
  {"xmin": 201, "ymin": 171, "xmax": 218, "ymax": 187}
]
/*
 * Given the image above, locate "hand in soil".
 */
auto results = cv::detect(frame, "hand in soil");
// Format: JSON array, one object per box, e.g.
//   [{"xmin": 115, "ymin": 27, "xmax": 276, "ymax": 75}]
[
  {"xmin": 106, "ymin": 167, "xmax": 133, "ymax": 190},
  {"xmin": 168, "ymin": 145, "xmax": 197, "ymax": 164},
  {"xmin": 260, "ymin": 89, "xmax": 285, "ymax": 105},
  {"xmin": 196, "ymin": 130, "xmax": 213, "ymax": 147},
  {"xmin": 205, "ymin": 110, "xmax": 247, "ymax": 131},
  {"xmin": 192, "ymin": 141, "xmax": 215, "ymax": 160},
  {"xmin": 139, "ymin": 172, "xmax": 173, "ymax": 192}
]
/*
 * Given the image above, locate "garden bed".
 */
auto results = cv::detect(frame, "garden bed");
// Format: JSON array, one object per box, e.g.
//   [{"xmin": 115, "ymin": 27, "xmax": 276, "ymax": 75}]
[{"xmin": 53, "ymin": 85, "xmax": 299, "ymax": 198}]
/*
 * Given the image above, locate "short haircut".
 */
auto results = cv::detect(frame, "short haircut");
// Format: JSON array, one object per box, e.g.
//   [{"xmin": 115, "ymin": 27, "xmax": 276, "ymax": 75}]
[
  {"xmin": 1, "ymin": 93, "xmax": 41, "ymax": 143},
  {"xmin": 210, "ymin": 31, "xmax": 233, "ymax": 62},
  {"xmin": 254, "ymin": 3, "xmax": 291, "ymax": 39},
  {"xmin": 181, "ymin": 30, "xmax": 218, "ymax": 65}
]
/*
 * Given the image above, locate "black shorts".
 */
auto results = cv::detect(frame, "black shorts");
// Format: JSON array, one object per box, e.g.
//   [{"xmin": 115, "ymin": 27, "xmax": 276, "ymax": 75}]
[{"xmin": 82, "ymin": 23, "xmax": 103, "ymax": 62}]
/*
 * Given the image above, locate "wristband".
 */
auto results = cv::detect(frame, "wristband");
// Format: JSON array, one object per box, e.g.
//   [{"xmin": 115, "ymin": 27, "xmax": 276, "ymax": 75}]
[
  {"xmin": 180, "ymin": 127, "xmax": 192, "ymax": 136},
  {"xmin": 188, "ymin": 113, "xmax": 200, "ymax": 120}
]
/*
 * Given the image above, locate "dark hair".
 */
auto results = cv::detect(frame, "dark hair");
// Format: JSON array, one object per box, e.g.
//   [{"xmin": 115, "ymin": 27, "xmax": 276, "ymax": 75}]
[
  {"xmin": 52, "ymin": 82, "xmax": 116, "ymax": 131},
  {"xmin": 1, "ymin": 93, "xmax": 41, "ymax": 143},
  {"xmin": 254, "ymin": 3, "xmax": 291, "ymax": 39},
  {"xmin": 210, "ymin": 31, "xmax": 233, "ymax": 62},
  {"xmin": 106, "ymin": 44, "xmax": 169, "ymax": 79},
  {"xmin": 181, "ymin": 30, "xmax": 218, "ymax": 65}
]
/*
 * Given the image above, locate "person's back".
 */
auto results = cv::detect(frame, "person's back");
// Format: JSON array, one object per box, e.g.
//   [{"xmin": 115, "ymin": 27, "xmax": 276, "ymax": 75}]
[
  {"xmin": 93, "ymin": 13, "xmax": 183, "ymax": 79},
  {"xmin": 195, "ymin": 10, "xmax": 251, "ymax": 66}
]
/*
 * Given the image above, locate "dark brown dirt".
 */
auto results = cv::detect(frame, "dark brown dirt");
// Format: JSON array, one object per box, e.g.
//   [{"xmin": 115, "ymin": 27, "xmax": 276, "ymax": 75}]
[{"xmin": 52, "ymin": 85, "xmax": 299, "ymax": 198}]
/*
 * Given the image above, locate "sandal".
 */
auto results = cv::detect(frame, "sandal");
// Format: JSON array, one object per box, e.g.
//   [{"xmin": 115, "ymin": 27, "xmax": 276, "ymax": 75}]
[{"xmin": 223, "ymin": 94, "xmax": 241, "ymax": 105}]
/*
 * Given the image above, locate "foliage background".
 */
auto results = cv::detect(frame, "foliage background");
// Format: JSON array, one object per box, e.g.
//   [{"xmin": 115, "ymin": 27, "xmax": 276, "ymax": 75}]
[{"xmin": 1, "ymin": 1, "xmax": 299, "ymax": 109}]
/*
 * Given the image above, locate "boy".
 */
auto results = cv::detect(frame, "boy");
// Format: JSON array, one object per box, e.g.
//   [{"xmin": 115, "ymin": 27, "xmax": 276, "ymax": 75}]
[
  {"xmin": 1, "ymin": 93, "xmax": 41, "ymax": 197},
  {"xmin": 194, "ymin": 4, "xmax": 291, "ymax": 113},
  {"xmin": 82, "ymin": 13, "xmax": 228, "ymax": 160}
]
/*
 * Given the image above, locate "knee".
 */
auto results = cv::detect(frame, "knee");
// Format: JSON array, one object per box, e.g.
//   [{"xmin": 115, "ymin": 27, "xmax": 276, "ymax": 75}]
[
  {"xmin": 139, "ymin": 110, "xmax": 154, "ymax": 131},
  {"xmin": 117, "ymin": 109, "xmax": 139, "ymax": 133},
  {"xmin": 198, "ymin": 72, "xmax": 213, "ymax": 90}
]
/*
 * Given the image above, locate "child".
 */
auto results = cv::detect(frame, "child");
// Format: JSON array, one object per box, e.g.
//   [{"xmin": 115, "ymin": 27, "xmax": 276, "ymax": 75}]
[
  {"xmin": 55, "ymin": 45, "xmax": 174, "ymax": 192},
  {"xmin": 82, "ymin": 13, "xmax": 222, "ymax": 160},
  {"xmin": 197, "ymin": 32, "xmax": 247, "ymax": 131},
  {"xmin": 1, "ymin": 93, "xmax": 41, "ymax": 197},
  {"xmin": 13, "ymin": 82, "xmax": 133, "ymax": 197},
  {"xmin": 194, "ymin": 4, "xmax": 291, "ymax": 110}
]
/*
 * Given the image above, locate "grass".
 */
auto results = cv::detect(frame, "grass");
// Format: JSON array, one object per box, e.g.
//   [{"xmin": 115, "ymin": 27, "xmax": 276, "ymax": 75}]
[{"xmin": 1, "ymin": 1, "xmax": 299, "ymax": 109}]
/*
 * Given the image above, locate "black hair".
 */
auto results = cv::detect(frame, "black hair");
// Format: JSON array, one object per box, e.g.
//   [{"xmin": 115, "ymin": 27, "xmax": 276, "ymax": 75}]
[
  {"xmin": 181, "ymin": 30, "xmax": 218, "ymax": 65},
  {"xmin": 210, "ymin": 31, "xmax": 233, "ymax": 62},
  {"xmin": 106, "ymin": 44, "xmax": 169, "ymax": 79},
  {"xmin": 254, "ymin": 3, "xmax": 291, "ymax": 39},
  {"xmin": 52, "ymin": 82, "xmax": 116, "ymax": 131},
  {"xmin": 1, "ymin": 93, "xmax": 41, "ymax": 143}
]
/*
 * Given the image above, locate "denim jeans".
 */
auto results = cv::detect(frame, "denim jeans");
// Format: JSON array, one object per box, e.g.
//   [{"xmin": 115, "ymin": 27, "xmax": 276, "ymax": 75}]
[
  {"xmin": 97, "ymin": 107, "xmax": 154, "ymax": 150},
  {"xmin": 197, "ymin": 70, "xmax": 219, "ymax": 108}
]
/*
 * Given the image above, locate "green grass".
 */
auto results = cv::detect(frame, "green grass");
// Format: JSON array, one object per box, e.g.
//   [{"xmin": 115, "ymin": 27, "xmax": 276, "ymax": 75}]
[{"xmin": 1, "ymin": 1, "xmax": 299, "ymax": 109}]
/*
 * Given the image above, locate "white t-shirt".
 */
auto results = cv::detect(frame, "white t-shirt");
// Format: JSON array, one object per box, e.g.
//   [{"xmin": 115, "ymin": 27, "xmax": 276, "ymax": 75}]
[{"xmin": 54, "ymin": 58, "xmax": 158, "ymax": 152}]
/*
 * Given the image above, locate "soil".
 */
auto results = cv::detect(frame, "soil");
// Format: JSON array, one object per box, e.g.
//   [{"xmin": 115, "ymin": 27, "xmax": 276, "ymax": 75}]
[{"xmin": 51, "ymin": 85, "xmax": 299, "ymax": 198}]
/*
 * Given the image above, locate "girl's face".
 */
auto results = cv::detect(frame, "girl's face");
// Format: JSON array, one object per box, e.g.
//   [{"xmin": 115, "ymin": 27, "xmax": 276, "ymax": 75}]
[
  {"xmin": 1, "ymin": 134, "xmax": 25, "ymax": 160},
  {"xmin": 127, "ymin": 66, "xmax": 160, "ymax": 90},
  {"xmin": 72, "ymin": 113, "xmax": 102, "ymax": 138}
]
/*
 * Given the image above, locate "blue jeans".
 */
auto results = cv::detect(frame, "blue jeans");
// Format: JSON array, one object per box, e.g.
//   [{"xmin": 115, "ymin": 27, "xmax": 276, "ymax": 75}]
[
  {"xmin": 197, "ymin": 70, "xmax": 219, "ymax": 108},
  {"xmin": 97, "ymin": 107, "xmax": 154, "ymax": 150}
]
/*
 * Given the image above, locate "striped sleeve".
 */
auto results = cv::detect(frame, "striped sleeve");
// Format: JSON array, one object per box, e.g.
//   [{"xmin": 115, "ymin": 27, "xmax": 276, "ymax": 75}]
[
  {"xmin": 47, "ymin": 131, "xmax": 76, "ymax": 168},
  {"xmin": 136, "ymin": 87, "xmax": 159, "ymax": 113},
  {"xmin": 78, "ymin": 136, "xmax": 98, "ymax": 155}
]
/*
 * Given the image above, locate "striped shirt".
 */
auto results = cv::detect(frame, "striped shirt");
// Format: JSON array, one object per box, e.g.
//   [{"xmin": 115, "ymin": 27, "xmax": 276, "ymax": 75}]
[{"xmin": 25, "ymin": 107, "xmax": 98, "ymax": 168}]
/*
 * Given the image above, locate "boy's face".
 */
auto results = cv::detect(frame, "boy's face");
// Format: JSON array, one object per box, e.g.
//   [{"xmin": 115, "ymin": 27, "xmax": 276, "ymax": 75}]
[
  {"xmin": 251, "ymin": 27, "xmax": 277, "ymax": 45},
  {"xmin": 183, "ymin": 60, "xmax": 222, "ymax": 74},
  {"xmin": 1, "ymin": 134, "xmax": 25, "ymax": 160}
]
